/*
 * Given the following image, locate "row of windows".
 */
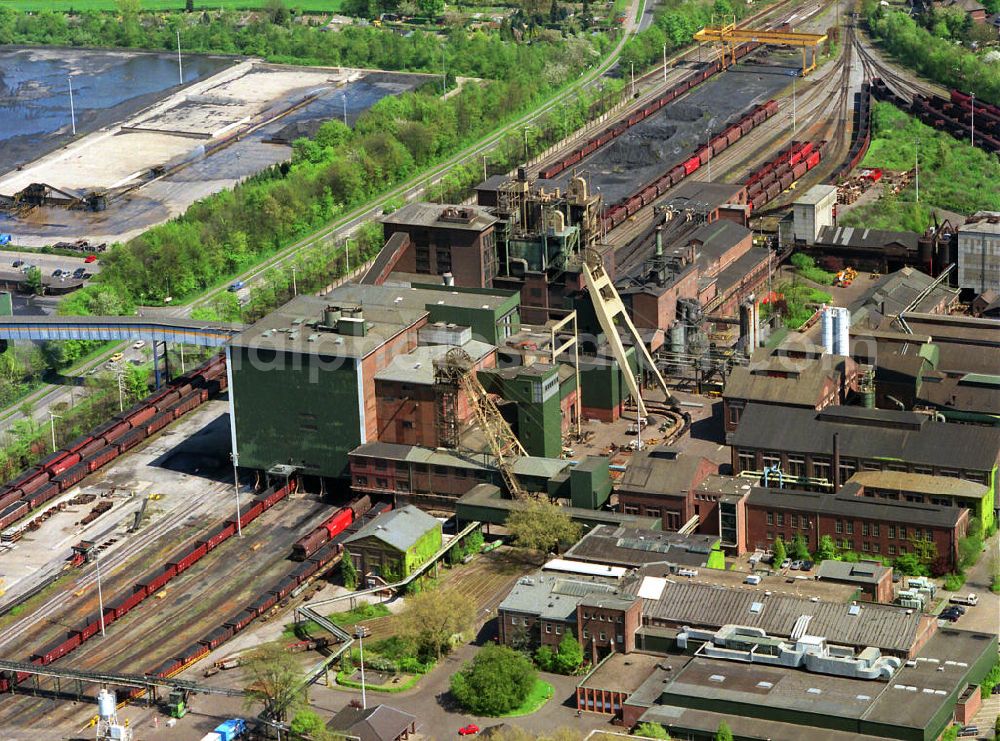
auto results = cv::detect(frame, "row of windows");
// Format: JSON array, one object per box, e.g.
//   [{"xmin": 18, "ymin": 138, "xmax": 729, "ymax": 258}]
[
  {"xmin": 581, "ymin": 629, "xmax": 624, "ymax": 643},
  {"xmin": 766, "ymin": 512, "xmax": 810, "ymax": 529},
  {"xmin": 738, "ymin": 450, "xmax": 987, "ymax": 483},
  {"xmin": 581, "ymin": 612, "xmax": 624, "ymax": 623}
]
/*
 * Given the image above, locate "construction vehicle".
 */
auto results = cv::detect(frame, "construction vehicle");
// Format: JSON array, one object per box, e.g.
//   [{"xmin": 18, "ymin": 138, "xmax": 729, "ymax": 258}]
[{"xmin": 834, "ymin": 266, "xmax": 857, "ymax": 287}]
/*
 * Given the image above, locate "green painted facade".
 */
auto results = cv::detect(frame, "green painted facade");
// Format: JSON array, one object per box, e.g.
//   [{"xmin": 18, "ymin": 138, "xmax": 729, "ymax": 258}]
[
  {"xmin": 349, "ymin": 520, "xmax": 442, "ymax": 580},
  {"xmin": 570, "ymin": 456, "xmax": 612, "ymax": 509},
  {"xmin": 578, "ymin": 346, "xmax": 638, "ymax": 415},
  {"xmin": 413, "ymin": 282, "xmax": 520, "ymax": 345},
  {"xmin": 228, "ymin": 346, "xmax": 361, "ymax": 479},
  {"xmin": 479, "ymin": 365, "xmax": 562, "ymax": 458}
]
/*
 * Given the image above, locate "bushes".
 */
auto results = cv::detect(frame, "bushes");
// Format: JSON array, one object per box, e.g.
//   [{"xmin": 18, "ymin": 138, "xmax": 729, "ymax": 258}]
[
  {"xmin": 450, "ymin": 645, "xmax": 537, "ymax": 716},
  {"xmin": 840, "ymin": 103, "xmax": 1000, "ymax": 232},
  {"xmin": 790, "ymin": 253, "xmax": 835, "ymax": 285},
  {"xmin": 942, "ymin": 573, "xmax": 966, "ymax": 591},
  {"xmin": 534, "ymin": 634, "xmax": 584, "ymax": 674}
]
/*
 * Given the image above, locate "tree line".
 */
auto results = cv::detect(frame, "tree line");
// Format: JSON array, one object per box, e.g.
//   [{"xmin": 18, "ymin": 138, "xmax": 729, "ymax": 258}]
[{"xmin": 864, "ymin": 2, "xmax": 1000, "ymax": 106}]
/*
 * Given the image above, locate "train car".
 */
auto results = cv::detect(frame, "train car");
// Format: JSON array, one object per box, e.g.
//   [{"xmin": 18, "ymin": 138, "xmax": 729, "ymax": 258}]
[
  {"xmin": 153, "ymin": 390, "xmax": 182, "ymax": 413},
  {"xmin": 121, "ymin": 405, "xmax": 157, "ymax": 430},
  {"xmin": 640, "ymin": 185, "xmax": 658, "ymax": 206},
  {"xmin": 291, "ymin": 559, "xmax": 320, "ymax": 583},
  {"xmin": 151, "ymin": 657, "xmax": 183, "ymax": 679},
  {"xmin": 178, "ymin": 643, "xmax": 209, "ymax": 667},
  {"xmin": 170, "ymin": 541, "xmax": 209, "ymax": 575},
  {"xmin": 238, "ymin": 500, "xmax": 266, "ymax": 529},
  {"xmin": 199, "ymin": 625, "xmax": 234, "ymax": 650},
  {"xmin": 84, "ymin": 445, "xmax": 120, "ymax": 473},
  {"xmin": 53, "ymin": 462, "xmax": 89, "ymax": 492},
  {"xmin": 32, "ymin": 633, "xmax": 81, "ymax": 665},
  {"xmin": 740, "ymin": 118, "xmax": 754, "ymax": 136},
  {"xmin": 697, "ymin": 146, "xmax": 712, "ymax": 166},
  {"xmin": 711, "ymin": 136, "xmax": 728, "ymax": 157},
  {"xmin": 37, "ymin": 450, "xmax": 72, "ymax": 475},
  {"xmin": 805, "ymin": 151, "xmax": 822, "ymax": 169},
  {"xmin": 726, "ymin": 126, "xmax": 742, "ymax": 146},
  {"xmin": 12, "ymin": 468, "xmax": 52, "ymax": 498},
  {"xmin": 206, "ymin": 521, "xmax": 237, "ymax": 551},
  {"xmin": 779, "ymin": 171, "xmax": 794, "ymax": 189},
  {"xmin": 683, "ymin": 156, "xmax": 701, "ymax": 176},
  {"xmin": 765, "ymin": 181, "xmax": 782, "ymax": 203},
  {"xmin": 625, "ymin": 195, "xmax": 643, "ymax": 216},
  {"xmin": 269, "ymin": 575, "xmax": 298, "ymax": 601},
  {"xmin": 25, "ymin": 483, "xmax": 61, "ymax": 509},
  {"xmin": 225, "ymin": 609, "xmax": 257, "ymax": 633},
  {"xmin": 292, "ymin": 528, "xmax": 327, "ymax": 561},
  {"xmin": 144, "ymin": 411, "xmax": 174, "ymax": 436},
  {"xmin": 791, "ymin": 161, "xmax": 808, "ymax": 180},
  {"xmin": 0, "ymin": 501, "xmax": 28, "ymax": 530}
]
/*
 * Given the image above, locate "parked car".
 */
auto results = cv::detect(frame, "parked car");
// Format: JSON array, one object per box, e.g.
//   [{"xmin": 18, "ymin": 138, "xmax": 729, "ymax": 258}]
[
  {"xmin": 228, "ymin": 280, "xmax": 246, "ymax": 292},
  {"xmin": 73, "ymin": 267, "xmax": 86, "ymax": 278},
  {"xmin": 957, "ymin": 725, "xmax": 978, "ymax": 737},
  {"xmin": 11, "ymin": 259, "xmax": 23, "ymax": 268},
  {"xmin": 84, "ymin": 255, "xmax": 98, "ymax": 263},
  {"xmin": 52, "ymin": 269, "xmax": 63, "ymax": 277},
  {"xmin": 677, "ymin": 568, "xmax": 698, "ymax": 578},
  {"xmin": 801, "ymin": 560, "xmax": 814, "ymax": 571},
  {"xmin": 790, "ymin": 560, "xmax": 803, "ymax": 570},
  {"xmin": 110, "ymin": 352, "xmax": 124, "ymax": 363},
  {"xmin": 780, "ymin": 559, "xmax": 792, "ymax": 570},
  {"xmin": 744, "ymin": 574, "xmax": 762, "ymax": 585},
  {"xmin": 459, "ymin": 724, "xmax": 480, "ymax": 736},
  {"xmin": 133, "ymin": 340, "xmax": 146, "ymax": 350}
]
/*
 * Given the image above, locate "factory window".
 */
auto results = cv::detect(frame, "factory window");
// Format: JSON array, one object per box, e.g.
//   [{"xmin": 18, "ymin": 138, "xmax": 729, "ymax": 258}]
[
  {"xmin": 511, "ymin": 616, "xmax": 519, "ymax": 625},
  {"xmin": 402, "ymin": 420, "xmax": 414, "ymax": 429},
  {"xmin": 728, "ymin": 405, "xmax": 742, "ymax": 425},
  {"xmin": 530, "ymin": 288, "xmax": 543, "ymax": 298},
  {"xmin": 812, "ymin": 460, "xmax": 831, "ymax": 481},
  {"xmin": 872, "ymin": 543, "xmax": 880, "ymax": 554},
  {"xmin": 738, "ymin": 452, "xmax": 756, "ymax": 472},
  {"xmin": 888, "ymin": 544, "xmax": 896, "ymax": 556},
  {"xmin": 623, "ymin": 505, "xmax": 639, "ymax": 515},
  {"xmin": 645, "ymin": 508, "xmax": 661, "ymax": 518},
  {"xmin": 376, "ymin": 478, "xmax": 388, "ymax": 488},
  {"xmin": 599, "ymin": 632, "xmax": 607, "ymax": 642},
  {"xmin": 375, "ymin": 459, "xmax": 387, "ymax": 469},
  {"xmin": 888, "ymin": 526, "xmax": 895, "ymax": 539},
  {"xmin": 617, "ymin": 635, "xmax": 624, "ymax": 644},
  {"xmin": 395, "ymin": 480, "xmax": 409, "ymax": 492},
  {"xmin": 931, "ymin": 497, "xmax": 951, "ymax": 507},
  {"xmin": 871, "ymin": 523, "xmax": 879, "ymax": 537},
  {"xmin": 762, "ymin": 454, "xmax": 781, "ymax": 470},
  {"xmin": 835, "ymin": 521, "xmax": 843, "ymax": 534},
  {"xmin": 545, "ymin": 623, "xmax": 551, "ymax": 634},
  {"xmin": 786, "ymin": 457, "xmax": 805, "ymax": 477},
  {"xmin": 846, "ymin": 522, "xmax": 854, "ymax": 536},
  {"xmin": 913, "ymin": 466, "xmax": 933, "ymax": 475},
  {"xmin": 898, "ymin": 525, "xmax": 908, "ymax": 540},
  {"xmin": 776, "ymin": 513, "xmax": 784, "ymax": 527},
  {"xmin": 862, "ymin": 523, "xmax": 869, "ymax": 537},
  {"xmin": 862, "ymin": 542, "xmax": 870, "ymax": 552},
  {"xmin": 899, "ymin": 545, "xmax": 907, "ymax": 554},
  {"xmin": 583, "ymin": 630, "xmax": 589, "ymax": 639},
  {"xmin": 582, "ymin": 611, "xmax": 591, "ymax": 619},
  {"xmin": 862, "ymin": 460, "xmax": 882, "ymax": 471},
  {"xmin": 767, "ymin": 532, "xmax": 773, "ymax": 541},
  {"xmin": 356, "ymin": 476, "xmax": 368, "ymax": 486},
  {"xmin": 800, "ymin": 515, "xmax": 809, "ymax": 529},
  {"xmin": 767, "ymin": 512, "xmax": 774, "ymax": 525},
  {"xmin": 555, "ymin": 625, "xmax": 562, "ymax": 635},
  {"xmin": 965, "ymin": 472, "xmax": 986, "ymax": 484},
  {"xmin": 839, "ymin": 462, "xmax": 857, "ymax": 481}
]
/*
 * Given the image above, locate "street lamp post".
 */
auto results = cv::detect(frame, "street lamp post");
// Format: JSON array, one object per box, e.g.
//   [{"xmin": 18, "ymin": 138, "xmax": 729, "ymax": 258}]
[
  {"xmin": 914, "ymin": 139, "xmax": 920, "ymax": 203},
  {"xmin": 356, "ymin": 626, "xmax": 370, "ymax": 710},
  {"xmin": 970, "ymin": 92, "xmax": 975, "ymax": 148},
  {"xmin": 48, "ymin": 411, "xmax": 62, "ymax": 452},
  {"xmin": 176, "ymin": 30, "xmax": 183, "ymax": 86},
  {"xmin": 68, "ymin": 77, "xmax": 76, "ymax": 136},
  {"xmin": 706, "ymin": 126, "xmax": 713, "ymax": 181},
  {"xmin": 291, "ymin": 266, "xmax": 298, "ymax": 296}
]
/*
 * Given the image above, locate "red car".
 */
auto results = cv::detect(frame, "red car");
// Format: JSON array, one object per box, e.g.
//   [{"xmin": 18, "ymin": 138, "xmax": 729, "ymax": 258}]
[
  {"xmin": 84, "ymin": 255, "xmax": 97, "ymax": 263},
  {"xmin": 459, "ymin": 725, "xmax": 480, "ymax": 736}
]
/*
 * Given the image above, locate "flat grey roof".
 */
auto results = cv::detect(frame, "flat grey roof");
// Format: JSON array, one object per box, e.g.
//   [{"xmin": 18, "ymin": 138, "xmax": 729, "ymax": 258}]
[
  {"xmin": 795, "ymin": 184, "xmax": 837, "ymax": 205},
  {"xmin": 381, "ymin": 202, "xmax": 497, "ymax": 231},
  {"xmin": 374, "ymin": 340, "xmax": 493, "ymax": 385},
  {"xmin": 617, "ymin": 447, "xmax": 713, "ymax": 497},
  {"xmin": 498, "ymin": 571, "xmax": 620, "ymax": 622},
  {"xmin": 563, "ymin": 524, "xmax": 719, "ymax": 569},
  {"xmin": 815, "ymin": 559, "xmax": 890, "ymax": 584}
]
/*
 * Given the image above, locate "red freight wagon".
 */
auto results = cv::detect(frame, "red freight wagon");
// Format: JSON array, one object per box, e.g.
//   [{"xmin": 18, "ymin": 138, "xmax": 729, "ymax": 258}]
[
  {"xmin": 145, "ymin": 412, "xmax": 174, "ymax": 435},
  {"xmin": 792, "ymin": 161, "xmax": 808, "ymax": 180},
  {"xmin": 53, "ymin": 463, "xmax": 89, "ymax": 491},
  {"xmin": 683, "ymin": 156, "xmax": 701, "ymax": 175},
  {"xmin": 84, "ymin": 446, "xmax": 119, "ymax": 473},
  {"xmin": 0, "ymin": 501, "xmax": 28, "ymax": 529},
  {"xmin": 15, "ymin": 469, "xmax": 51, "ymax": 498},
  {"xmin": 805, "ymin": 151, "xmax": 822, "ymax": 168},
  {"xmin": 239, "ymin": 501, "xmax": 265, "ymax": 529},
  {"xmin": 26, "ymin": 483, "xmax": 61, "ymax": 509},
  {"xmin": 77, "ymin": 438, "xmax": 106, "ymax": 459},
  {"xmin": 207, "ymin": 521, "xmax": 237, "ymax": 551},
  {"xmin": 124, "ymin": 405, "xmax": 157, "ymax": 429},
  {"xmin": 0, "ymin": 487, "xmax": 19, "ymax": 511},
  {"xmin": 325, "ymin": 508, "xmax": 354, "ymax": 539},
  {"xmin": 101, "ymin": 421, "xmax": 131, "ymax": 443}
]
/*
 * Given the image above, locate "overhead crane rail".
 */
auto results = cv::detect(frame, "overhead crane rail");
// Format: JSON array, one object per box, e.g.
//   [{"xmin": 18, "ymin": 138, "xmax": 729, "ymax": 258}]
[{"xmin": 694, "ymin": 23, "xmax": 827, "ymax": 75}]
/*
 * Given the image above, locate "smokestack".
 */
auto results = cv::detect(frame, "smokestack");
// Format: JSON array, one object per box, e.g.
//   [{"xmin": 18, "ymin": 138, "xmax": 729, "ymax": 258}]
[{"xmin": 832, "ymin": 432, "xmax": 841, "ymax": 491}]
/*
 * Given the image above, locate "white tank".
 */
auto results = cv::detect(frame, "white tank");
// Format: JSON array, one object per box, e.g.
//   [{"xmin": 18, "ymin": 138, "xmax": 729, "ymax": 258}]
[
  {"xmin": 834, "ymin": 307, "xmax": 851, "ymax": 356},
  {"xmin": 97, "ymin": 688, "xmax": 117, "ymax": 719},
  {"xmin": 820, "ymin": 306, "xmax": 835, "ymax": 354}
]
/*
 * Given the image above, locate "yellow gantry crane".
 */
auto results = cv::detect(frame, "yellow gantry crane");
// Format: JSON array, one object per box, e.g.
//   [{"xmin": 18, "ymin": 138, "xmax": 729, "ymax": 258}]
[{"xmin": 694, "ymin": 22, "xmax": 827, "ymax": 75}]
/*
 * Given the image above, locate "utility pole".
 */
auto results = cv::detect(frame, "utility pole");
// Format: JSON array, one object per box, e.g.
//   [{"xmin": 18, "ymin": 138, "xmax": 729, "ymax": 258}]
[
  {"xmin": 115, "ymin": 361, "xmax": 125, "ymax": 412},
  {"xmin": 342, "ymin": 92, "xmax": 348, "ymax": 127},
  {"xmin": 176, "ymin": 30, "xmax": 183, "ymax": 85},
  {"xmin": 630, "ymin": 62, "xmax": 636, "ymax": 97},
  {"xmin": 663, "ymin": 44, "xmax": 667, "ymax": 84},
  {"xmin": 483, "ymin": 155, "xmax": 488, "ymax": 183},
  {"xmin": 706, "ymin": 127, "xmax": 713, "ymax": 181},
  {"xmin": 68, "ymin": 77, "xmax": 76, "ymax": 136},
  {"xmin": 345, "ymin": 241, "xmax": 351, "ymax": 273},
  {"xmin": 232, "ymin": 452, "xmax": 242, "ymax": 538},
  {"xmin": 792, "ymin": 75, "xmax": 797, "ymax": 137},
  {"xmin": 48, "ymin": 411, "xmax": 62, "ymax": 452},
  {"xmin": 523, "ymin": 126, "xmax": 529, "ymax": 161},
  {"xmin": 970, "ymin": 92, "xmax": 975, "ymax": 147},
  {"xmin": 356, "ymin": 626, "xmax": 370, "ymax": 709},
  {"xmin": 441, "ymin": 45, "xmax": 447, "ymax": 96},
  {"xmin": 291, "ymin": 266, "xmax": 297, "ymax": 296},
  {"xmin": 914, "ymin": 138, "xmax": 920, "ymax": 203},
  {"xmin": 95, "ymin": 550, "xmax": 106, "ymax": 637}
]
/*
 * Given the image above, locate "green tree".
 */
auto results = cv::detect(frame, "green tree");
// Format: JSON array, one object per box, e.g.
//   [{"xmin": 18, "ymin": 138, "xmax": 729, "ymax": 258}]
[
  {"xmin": 242, "ymin": 643, "xmax": 304, "ymax": 721},
  {"xmin": 791, "ymin": 533, "xmax": 810, "ymax": 561},
  {"xmin": 506, "ymin": 498, "xmax": 581, "ymax": 556},
  {"xmin": 634, "ymin": 722, "xmax": 671, "ymax": 739},
  {"xmin": 715, "ymin": 721, "xmax": 734, "ymax": 741},
  {"xmin": 450, "ymin": 645, "xmax": 537, "ymax": 716},
  {"xmin": 418, "ymin": 0, "xmax": 445, "ymax": 18},
  {"xmin": 398, "ymin": 587, "xmax": 475, "ymax": 660},
  {"xmin": 341, "ymin": 550, "xmax": 358, "ymax": 589},
  {"xmin": 24, "ymin": 267, "xmax": 42, "ymax": 296},
  {"xmin": 123, "ymin": 363, "xmax": 150, "ymax": 404},
  {"xmin": 265, "ymin": 0, "xmax": 290, "ymax": 24},
  {"xmin": 185, "ymin": 0, "xmax": 194, "ymax": 10},
  {"xmin": 534, "ymin": 644, "xmax": 555, "ymax": 672},
  {"xmin": 894, "ymin": 551, "xmax": 929, "ymax": 577},
  {"xmin": 772, "ymin": 537, "xmax": 787, "ymax": 565},
  {"xmin": 290, "ymin": 709, "xmax": 336, "ymax": 741},
  {"xmin": 814, "ymin": 535, "xmax": 837, "ymax": 562},
  {"xmin": 553, "ymin": 633, "xmax": 583, "ymax": 674}
]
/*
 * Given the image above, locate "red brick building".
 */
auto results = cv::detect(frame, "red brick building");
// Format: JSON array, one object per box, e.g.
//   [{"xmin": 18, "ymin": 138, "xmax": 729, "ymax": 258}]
[
  {"xmin": 744, "ymin": 482, "xmax": 969, "ymax": 574},
  {"xmin": 617, "ymin": 447, "xmax": 719, "ymax": 531}
]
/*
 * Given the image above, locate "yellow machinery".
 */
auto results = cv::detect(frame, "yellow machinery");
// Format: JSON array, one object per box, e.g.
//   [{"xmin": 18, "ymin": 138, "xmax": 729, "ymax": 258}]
[
  {"xmin": 435, "ymin": 348, "xmax": 528, "ymax": 500},
  {"xmin": 694, "ymin": 22, "xmax": 828, "ymax": 75}
]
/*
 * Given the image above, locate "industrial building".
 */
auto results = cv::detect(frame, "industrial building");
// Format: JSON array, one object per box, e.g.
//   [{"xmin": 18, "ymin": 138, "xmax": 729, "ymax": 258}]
[
  {"xmin": 616, "ymin": 447, "xmax": 720, "ymax": 531},
  {"xmin": 814, "ymin": 560, "xmax": 894, "ymax": 602},
  {"xmin": 562, "ymin": 524, "xmax": 725, "ymax": 570},
  {"xmin": 957, "ymin": 211, "xmax": 1000, "ymax": 294},
  {"xmin": 227, "ymin": 281, "xmax": 519, "ymax": 481},
  {"xmin": 343, "ymin": 505, "xmax": 442, "ymax": 583}
]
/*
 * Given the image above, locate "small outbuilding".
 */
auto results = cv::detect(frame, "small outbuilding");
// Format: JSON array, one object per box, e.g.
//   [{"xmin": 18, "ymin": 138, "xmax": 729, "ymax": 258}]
[{"xmin": 344, "ymin": 505, "xmax": 442, "ymax": 583}]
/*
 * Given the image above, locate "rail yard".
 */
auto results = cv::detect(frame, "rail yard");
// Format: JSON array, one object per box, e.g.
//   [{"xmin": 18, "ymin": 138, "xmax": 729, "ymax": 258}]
[{"xmin": 0, "ymin": 0, "xmax": 998, "ymax": 739}]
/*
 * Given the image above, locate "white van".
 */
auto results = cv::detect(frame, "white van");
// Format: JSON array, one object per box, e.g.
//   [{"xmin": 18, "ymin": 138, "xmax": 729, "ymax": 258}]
[
  {"xmin": 949, "ymin": 593, "xmax": 978, "ymax": 606},
  {"xmin": 744, "ymin": 574, "xmax": 762, "ymax": 585}
]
